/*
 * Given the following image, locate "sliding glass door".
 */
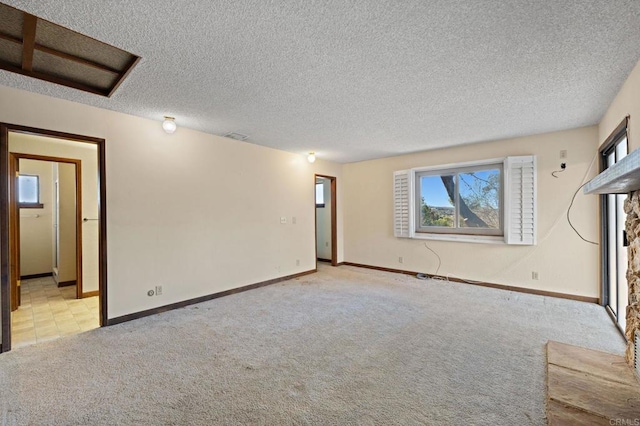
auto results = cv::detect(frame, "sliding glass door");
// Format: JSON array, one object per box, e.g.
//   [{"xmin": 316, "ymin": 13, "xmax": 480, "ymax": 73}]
[{"xmin": 602, "ymin": 130, "xmax": 628, "ymax": 333}]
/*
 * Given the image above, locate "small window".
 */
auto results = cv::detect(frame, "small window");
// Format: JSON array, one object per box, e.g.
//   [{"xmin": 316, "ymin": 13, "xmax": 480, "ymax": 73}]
[
  {"xmin": 18, "ymin": 174, "xmax": 43, "ymax": 208},
  {"xmin": 315, "ymin": 183, "xmax": 325, "ymax": 208},
  {"xmin": 415, "ymin": 163, "xmax": 503, "ymax": 236}
]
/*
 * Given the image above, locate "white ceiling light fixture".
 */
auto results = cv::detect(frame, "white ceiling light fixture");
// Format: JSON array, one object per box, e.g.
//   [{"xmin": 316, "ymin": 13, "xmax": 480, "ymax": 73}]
[
  {"xmin": 307, "ymin": 152, "xmax": 316, "ymax": 163},
  {"xmin": 162, "ymin": 116, "xmax": 177, "ymax": 134}
]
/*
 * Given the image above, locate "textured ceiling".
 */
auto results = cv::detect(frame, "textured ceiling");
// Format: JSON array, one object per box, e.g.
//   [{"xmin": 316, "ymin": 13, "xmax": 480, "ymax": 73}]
[{"xmin": 1, "ymin": 1, "xmax": 640, "ymax": 163}]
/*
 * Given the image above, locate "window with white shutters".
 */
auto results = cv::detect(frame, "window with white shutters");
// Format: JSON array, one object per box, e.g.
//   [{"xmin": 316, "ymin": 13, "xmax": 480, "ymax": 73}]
[{"xmin": 393, "ymin": 156, "xmax": 536, "ymax": 245}]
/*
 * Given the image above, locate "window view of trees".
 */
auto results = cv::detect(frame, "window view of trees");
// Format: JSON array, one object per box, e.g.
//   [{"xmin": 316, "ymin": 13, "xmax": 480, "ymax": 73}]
[
  {"xmin": 419, "ymin": 168, "xmax": 501, "ymax": 230},
  {"xmin": 458, "ymin": 171, "xmax": 500, "ymax": 228}
]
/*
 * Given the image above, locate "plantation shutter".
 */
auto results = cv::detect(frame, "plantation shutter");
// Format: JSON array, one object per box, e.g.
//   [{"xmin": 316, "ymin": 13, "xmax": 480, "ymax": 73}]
[
  {"xmin": 393, "ymin": 170, "xmax": 412, "ymax": 238},
  {"xmin": 504, "ymin": 156, "xmax": 537, "ymax": 245}
]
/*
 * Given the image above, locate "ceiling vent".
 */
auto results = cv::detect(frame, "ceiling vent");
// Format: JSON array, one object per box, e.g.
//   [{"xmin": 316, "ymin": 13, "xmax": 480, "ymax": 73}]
[
  {"xmin": 224, "ymin": 132, "xmax": 249, "ymax": 141},
  {"xmin": 0, "ymin": 2, "xmax": 140, "ymax": 97}
]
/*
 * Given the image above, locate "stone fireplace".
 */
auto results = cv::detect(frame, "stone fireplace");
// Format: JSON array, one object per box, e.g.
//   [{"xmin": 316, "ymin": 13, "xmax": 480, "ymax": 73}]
[{"xmin": 625, "ymin": 191, "xmax": 640, "ymax": 365}]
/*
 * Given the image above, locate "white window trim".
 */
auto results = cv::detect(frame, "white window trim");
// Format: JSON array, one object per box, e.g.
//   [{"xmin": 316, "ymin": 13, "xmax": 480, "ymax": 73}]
[
  {"xmin": 410, "ymin": 232, "xmax": 506, "ymax": 244},
  {"xmin": 412, "ymin": 157, "xmax": 505, "ymax": 174},
  {"xmin": 393, "ymin": 156, "xmax": 536, "ymax": 245}
]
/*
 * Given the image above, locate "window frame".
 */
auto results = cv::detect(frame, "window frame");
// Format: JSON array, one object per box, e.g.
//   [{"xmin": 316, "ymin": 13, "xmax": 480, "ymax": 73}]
[
  {"xmin": 598, "ymin": 116, "xmax": 629, "ymax": 331},
  {"xmin": 17, "ymin": 173, "xmax": 44, "ymax": 209},
  {"xmin": 413, "ymin": 161, "xmax": 504, "ymax": 237},
  {"xmin": 413, "ymin": 159, "xmax": 506, "ymax": 237}
]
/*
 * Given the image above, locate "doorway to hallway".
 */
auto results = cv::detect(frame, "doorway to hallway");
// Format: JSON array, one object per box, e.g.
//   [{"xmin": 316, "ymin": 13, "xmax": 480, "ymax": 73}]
[
  {"xmin": 1, "ymin": 124, "xmax": 107, "ymax": 352},
  {"xmin": 315, "ymin": 175, "xmax": 337, "ymax": 267}
]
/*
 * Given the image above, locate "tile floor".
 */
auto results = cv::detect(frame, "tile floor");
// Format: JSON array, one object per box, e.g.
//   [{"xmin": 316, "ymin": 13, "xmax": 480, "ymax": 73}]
[{"xmin": 11, "ymin": 276, "xmax": 99, "ymax": 349}]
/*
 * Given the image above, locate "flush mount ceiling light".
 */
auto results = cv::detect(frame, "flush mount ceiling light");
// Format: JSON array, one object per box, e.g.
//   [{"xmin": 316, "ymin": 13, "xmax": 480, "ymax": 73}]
[
  {"xmin": 307, "ymin": 152, "xmax": 316, "ymax": 163},
  {"xmin": 162, "ymin": 116, "xmax": 177, "ymax": 134}
]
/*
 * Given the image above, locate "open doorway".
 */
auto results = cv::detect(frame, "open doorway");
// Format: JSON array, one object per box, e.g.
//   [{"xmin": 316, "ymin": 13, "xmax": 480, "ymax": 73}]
[
  {"xmin": 11, "ymin": 155, "xmax": 82, "ymax": 301},
  {"xmin": 1, "ymin": 124, "xmax": 107, "ymax": 353},
  {"xmin": 315, "ymin": 175, "xmax": 337, "ymax": 267}
]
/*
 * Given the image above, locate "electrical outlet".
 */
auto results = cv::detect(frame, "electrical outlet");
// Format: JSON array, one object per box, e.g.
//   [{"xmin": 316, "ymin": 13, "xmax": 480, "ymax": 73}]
[
  {"xmin": 296, "ymin": 259, "xmax": 300, "ymax": 266},
  {"xmin": 399, "ymin": 256, "xmax": 404, "ymax": 264},
  {"xmin": 560, "ymin": 150, "xmax": 567, "ymax": 159},
  {"xmin": 155, "ymin": 285, "xmax": 162, "ymax": 296},
  {"xmin": 280, "ymin": 217, "xmax": 287, "ymax": 224},
  {"xmin": 292, "ymin": 217, "xmax": 296, "ymax": 224},
  {"xmin": 532, "ymin": 271, "xmax": 539, "ymax": 280}
]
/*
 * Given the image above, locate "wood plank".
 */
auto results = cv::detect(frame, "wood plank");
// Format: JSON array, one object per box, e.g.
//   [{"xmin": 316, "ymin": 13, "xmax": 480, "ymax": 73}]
[
  {"xmin": 0, "ymin": 31, "xmax": 21, "ymax": 45},
  {"xmin": 0, "ymin": 125, "xmax": 10, "ymax": 351},
  {"xmin": 107, "ymin": 55, "xmax": 140, "ymax": 97},
  {"xmin": 35, "ymin": 44, "xmax": 121, "ymax": 74},
  {"xmin": 0, "ymin": 31, "xmax": 120, "ymax": 74},
  {"xmin": 8, "ymin": 154, "xmax": 18, "ymax": 311},
  {"xmin": 21, "ymin": 14, "xmax": 37, "ymax": 71},
  {"xmin": 547, "ymin": 341, "xmax": 636, "ymax": 387},
  {"xmin": 0, "ymin": 59, "xmax": 108, "ymax": 96},
  {"xmin": 547, "ymin": 400, "xmax": 609, "ymax": 426},
  {"xmin": 547, "ymin": 364, "xmax": 640, "ymax": 420}
]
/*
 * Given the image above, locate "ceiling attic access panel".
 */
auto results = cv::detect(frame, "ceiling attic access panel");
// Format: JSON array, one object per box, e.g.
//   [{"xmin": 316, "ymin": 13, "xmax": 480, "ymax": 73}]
[{"xmin": 0, "ymin": 2, "xmax": 140, "ymax": 97}]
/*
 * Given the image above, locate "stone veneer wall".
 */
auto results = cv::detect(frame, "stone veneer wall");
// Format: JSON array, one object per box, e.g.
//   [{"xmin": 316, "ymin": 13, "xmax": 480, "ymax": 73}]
[{"xmin": 624, "ymin": 191, "xmax": 640, "ymax": 365}]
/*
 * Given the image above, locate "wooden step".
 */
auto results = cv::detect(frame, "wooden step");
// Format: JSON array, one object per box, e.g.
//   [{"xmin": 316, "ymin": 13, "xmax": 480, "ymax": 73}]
[{"xmin": 546, "ymin": 341, "xmax": 640, "ymax": 424}]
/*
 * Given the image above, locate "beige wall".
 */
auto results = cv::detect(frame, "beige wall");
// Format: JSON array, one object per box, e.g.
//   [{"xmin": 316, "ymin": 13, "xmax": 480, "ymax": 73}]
[
  {"xmin": 343, "ymin": 126, "xmax": 600, "ymax": 298},
  {"xmin": 56, "ymin": 163, "xmax": 77, "ymax": 283},
  {"xmin": 0, "ymin": 85, "xmax": 344, "ymax": 320},
  {"xmin": 10, "ymin": 134, "xmax": 99, "ymax": 293},
  {"xmin": 316, "ymin": 178, "xmax": 332, "ymax": 259},
  {"xmin": 19, "ymin": 160, "xmax": 53, "ymax": 276},
  {"xmin": 599, "ymin": 59, "xmax": 640, "ymax": 151}
]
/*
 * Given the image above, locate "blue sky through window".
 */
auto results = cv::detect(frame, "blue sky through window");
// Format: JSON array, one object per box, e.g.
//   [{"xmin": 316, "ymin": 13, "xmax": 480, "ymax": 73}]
[
  {"xmin": 421, "ymin": 170, "xmax": 496, "ymax": 207},
  {"xmin": 420, "ymin": 175, "xmax": 452, "ymax": 207}
]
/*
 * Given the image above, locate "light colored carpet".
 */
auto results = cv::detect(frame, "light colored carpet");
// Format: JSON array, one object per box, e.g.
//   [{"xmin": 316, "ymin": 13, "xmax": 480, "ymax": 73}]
[{"xmin": 0, "ymin": 264, "xmax": 625, "ymax": 425}]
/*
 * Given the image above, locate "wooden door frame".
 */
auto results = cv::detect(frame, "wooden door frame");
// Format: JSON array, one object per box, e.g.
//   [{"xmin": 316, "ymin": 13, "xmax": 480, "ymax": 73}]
[
  {"xmin": 12, "ymin": 153, "xmax": 83, "ymax": 300},
  {"xmin": 1, "ymin": 124, "xmax": 107, "ymax": 353},
  {"xmin": 9, "ymin": 154, "xmax": 18, "ymax": 311},
  {"xmin": 314, "ymin": 174, "xmax": 337, "ymax": 267}
]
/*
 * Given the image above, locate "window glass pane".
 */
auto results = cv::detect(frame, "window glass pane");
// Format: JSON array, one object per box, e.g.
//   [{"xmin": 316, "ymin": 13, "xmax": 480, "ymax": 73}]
[
  {"xmin": 420, "ymin": 175, "xmax": 454, "ymax": 227},
  {"xmin": 616, "ymin": 137, "xmax": 628, "ymax": 161},
  {"xmin": 458, "ymin": 169, "xmax": 501, "ymax": 229},
  {"xmin": 315, "ymin": 183, "xmax": 324, "ymax": 205},
  {"xmin": 18, "ymin": 175, "xmax": 39, "ymax": 204}
]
